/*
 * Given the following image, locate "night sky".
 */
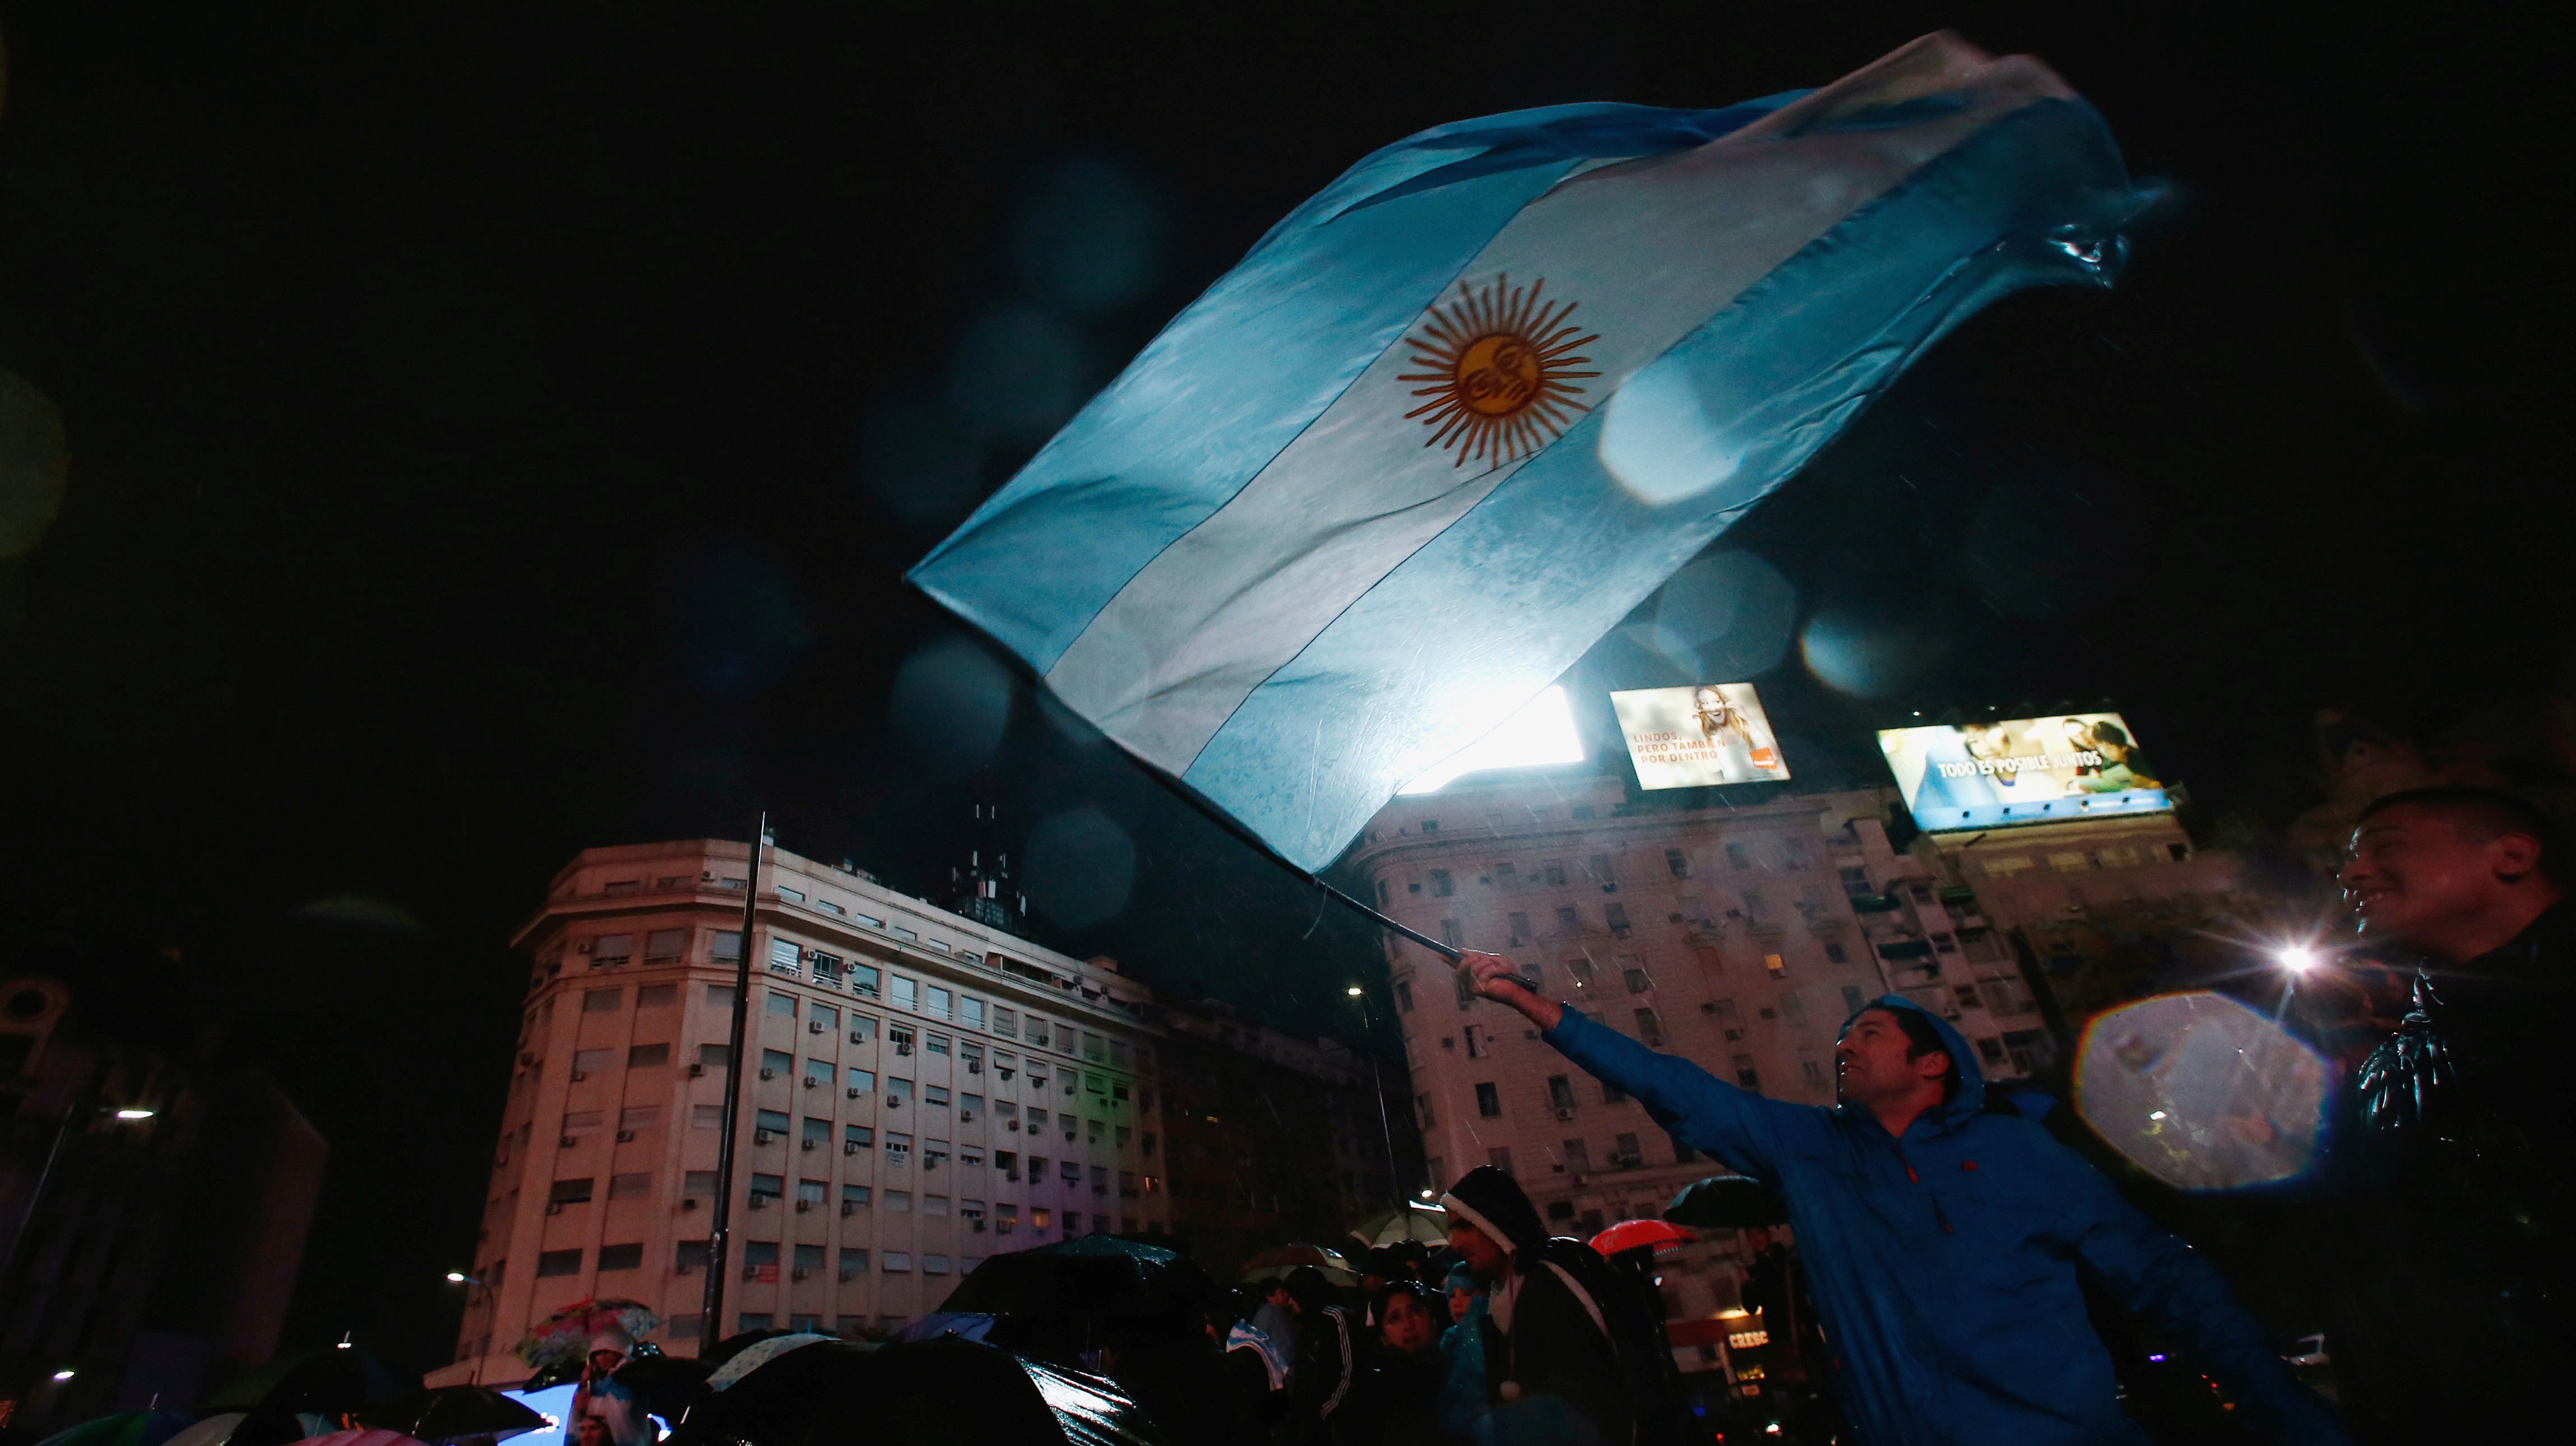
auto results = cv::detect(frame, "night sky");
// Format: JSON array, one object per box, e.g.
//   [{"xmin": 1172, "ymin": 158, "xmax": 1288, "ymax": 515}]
[{"xmin": 0, "ymin": 1, "xmax": 2563, "ymax": 1375}]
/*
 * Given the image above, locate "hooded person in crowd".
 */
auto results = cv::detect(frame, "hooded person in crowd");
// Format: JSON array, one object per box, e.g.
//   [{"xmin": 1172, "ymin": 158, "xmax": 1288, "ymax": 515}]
[
  {"xmin": 1336, "ymin": 1281, "xmax": 1460, "ymax": 1446},
  {"xmin": 1456, "ymin": 951, "xmax": 2350, "ymax": 1446},
  {"xmin": 568, "ymin": 1326, "xmax": 650, "ymax": 1446},
  {"xmin": 1434, "ymin": 1263, "xmax": 1490, "ymax": 1444},
  {"xmin": 1440, "ymin": 1166, "xmax": 1629, "ymax": 1446},
  {"xmin": 1282, "ymin": 1265, "xmax": 1357, "ymax": 1442}
]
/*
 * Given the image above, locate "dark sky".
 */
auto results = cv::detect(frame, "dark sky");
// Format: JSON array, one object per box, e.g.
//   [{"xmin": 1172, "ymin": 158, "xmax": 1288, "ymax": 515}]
[{"xmin": 0, "ymin": 0, "xmax": 2564, "ymax": 1374}]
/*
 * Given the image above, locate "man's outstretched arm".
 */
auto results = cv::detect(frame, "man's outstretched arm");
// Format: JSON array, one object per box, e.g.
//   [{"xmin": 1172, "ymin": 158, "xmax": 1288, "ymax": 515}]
[{"xmin": 1456, "ymin": 951, "xmax": 1797, "ymax": 1179}]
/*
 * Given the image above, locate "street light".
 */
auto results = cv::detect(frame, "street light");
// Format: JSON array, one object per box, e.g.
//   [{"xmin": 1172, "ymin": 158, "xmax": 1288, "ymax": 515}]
[
  {"xmin": 1343, "ymin": 983, "xmax": 1404, "ymax": 1215},
  {"xmin": 0, "ymin": 1101, "xmax": 161, "ymax": 1290},
  {"xmin": 50, "ymin": 1370, "xmax": 75, "ymax": 1383},
  {"xmin": 2276, "ymin": 946, "xmax": 2318, "ymax": 973}
]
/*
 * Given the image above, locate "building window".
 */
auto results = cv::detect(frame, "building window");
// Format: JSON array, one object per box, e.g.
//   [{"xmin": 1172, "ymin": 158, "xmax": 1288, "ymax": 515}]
[
  {"xmin": 597, "ymin": 1243, "xmax": 644, "ymax": 1272},
  {"xmin": 1824, "ymin": 942, "xmax": 1850, "ymax": 964},
  {"xmin": 749, "ymin": 1172, "xmax": 784, "ymax": 1203},
  {"xmin": 1562, "ymin": 1138, "xmax": 1590, "ymax": 1171},
  {"xmin": 1415, "ymin": 1093, "xmax": 1436, "ymax": 1129},
  {"xmin": 1429, "ymin": 869, "xmax": 1455, "ymax": 897},
  {"xmin": 1734, "ymin": 1055, "xmax": 1760, "ymax": 1091},
  {"xmin": 549, "ymin": 1178, "xmax": 595, "ymax": 1204},
  {"xmin": 535, "ymin": 1249, "xmax": 582, "ymax": 1277},
  {"xmin": 885, "ymin": 1190, "xmax": 913, "ymax": 1212},
  {"xmin": 1801, "ymin": 1058, "xmax": 1829, "ymax": 1087},
  {"xmin": 766, "ymin": 991, "xmax": 797, "ymax": 1017},
  {"xmin": 1507, "ymin": 912, "xmax": 1531, "ymax": 944},
  {"xmin": 1613, "ymin": 1132, "xmax": 1642, "ymax": 1167},
  {"xmin": 1487, "ymin": 1147, "xmax": 1514, "ymax": 1176},
  {"xmin": 892, "ymin": 976, "xmax": 918, "ymax": 1011},
  {"xmin": 583, "ymin": 988, "xmax": 623, "ymax": 1014},
  {"xmin": 676, "ymin": 1239, "xmax": 710, "ymax": 1273},
  {"xmin": 768, "ymin": 938, "xmax": 801, "ymax": 975},
  {"xmin": 1764, "ymin": 954, "xmax": 1787, "ymax": 978},
  {"xmin": 886, "ymin": 1133, "xmax": 912, "ymax": 1165},
  {"xmin": 1726, "ymin": 842, "xmax": 1752, "ymax": 870},
  {"xmin": 1623, "ymin": 968, "xmax": 1651, "ymax": 994},
  {"xmin": 1548, "ymin": 1075, "xmax": 1577, "ymax": 1111},
  {"xmin": 1555, "ymin": 906, "xmax": 1580, "ymax": 933},
  {"xmin": 926, "ymin": 1035, "xmax": 951, "ymax": 1055},
  {"xmin": 762, "ymin": 1049, "xmax": 793, "ymax": 1077},
  {"xmin": 592, "ymin": 935, "xmax": 633, "ymax": 967},
  {"xmin": 927, "ymin": 987, "xmax": 952, "ymax": 1019},
  {"xmin": 1475, "ymin": 1083, "xmax": 1502, "ymax": 1118},
  {"xmin": 1440, "ymin": 919, "xmax": 1465, "ymax": 949},
  {"xmin": 637, "ymin": 982, "xmax": 678, "ymax": 1009},
  {"xmin": 1396, "ymin": 982, "xmax": 1414, "ymax": 1012},
  {"xmin": 1633, "ymin": 1008, "xmax": 1663, "ymax": 1045},
  {"xmin": 1565, "ymin": 957, "xmax": 1595, "ymax": 989},
  {"xmin": 840, "ymin": 1247, "xmax": 870, "ymax": 1279},
  {"xmin": 713, "ymin": 931, "xmax": 743, "ymax": 962},
  {"xmin": 1604, "ymin": 903, "xmax": 1630, "ymax": 933},
  {"xmin": 1602, "ymin": 1078, "xmax": 1627, "ymax": 1105},
  {"xmin": 882, "ymin": 1252, "xmax": 912, "ymax": 1272},
  {"xmin": 608, "ymin": 1172, "xmax": 652, "ymax": 1199},
  {"xmin": 626, "ymin": 1043, "xmax": 669, "ymax": 1068},
  {"xmin": 1666, "ymin": 849, "xmax": 1690, "ymax": 879},
  {"xmin": 691, "ymin": 1106, "xmax": 724, "ymax": 1131}
]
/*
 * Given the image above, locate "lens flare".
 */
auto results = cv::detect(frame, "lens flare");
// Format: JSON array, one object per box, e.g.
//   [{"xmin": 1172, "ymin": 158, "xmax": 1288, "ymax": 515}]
[
  {"xmin": 2075, "ymin": 991, "xmax": 2327, "ymax": 1191},
  {"xmin": 2277, "ymin": 946, "xmax": 2317, "ymax": 972}
]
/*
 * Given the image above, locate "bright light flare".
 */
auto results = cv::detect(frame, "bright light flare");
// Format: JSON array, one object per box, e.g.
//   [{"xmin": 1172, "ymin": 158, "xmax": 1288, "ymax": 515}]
[
  {"xmin": 1346, "ymin": 986, "xmax": 1363, "ymax": 997},
  {"xmin": 446, "ymin": 1271, "xmax": 469, "ymax": 1283},
  {"xmin": 114, "ymin": 1107, "xmax": 156, "ymax": 1120},
  {"xmin": 51, "ymin": 1369, "xmax": 76, "ymax": 1382},
  {"xmin": 1398, "ymin": 685, "xmax": 1584, "ymax": 794},
  {"xmin": 2276, "ymin": 946, "xmax": 2318, "ymax": 973}
]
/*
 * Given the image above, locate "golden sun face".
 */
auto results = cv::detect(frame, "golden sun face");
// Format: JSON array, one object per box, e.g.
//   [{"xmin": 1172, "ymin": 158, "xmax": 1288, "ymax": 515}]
[{"xmin": 1398, "ymin": 275, "xmax": 1600, "ymax": 468}]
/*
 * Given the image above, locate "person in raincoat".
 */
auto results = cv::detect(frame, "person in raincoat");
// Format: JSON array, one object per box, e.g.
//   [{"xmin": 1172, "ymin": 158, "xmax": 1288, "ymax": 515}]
[
  {"xmin": 1455, "ymin": 951, "xmax": 2349, "ymax": 1446},
  {"xmin": 568, "ymin": 1327, "xmax": 650, "ymax": 1446}
]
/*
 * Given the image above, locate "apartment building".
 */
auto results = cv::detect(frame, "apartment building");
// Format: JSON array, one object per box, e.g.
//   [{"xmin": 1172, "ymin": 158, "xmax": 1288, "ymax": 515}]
[
  {"xmin": 1346, "ymin": 771, "xmax": 2052, "ymax": 1233},
  {"xmin": 1153, "ymin": 999, "xmax": 1412, "ymax": 1274},
  {"xmin": 442, "ymin": 840, "xmax": 1166, "ymax": 1379}
]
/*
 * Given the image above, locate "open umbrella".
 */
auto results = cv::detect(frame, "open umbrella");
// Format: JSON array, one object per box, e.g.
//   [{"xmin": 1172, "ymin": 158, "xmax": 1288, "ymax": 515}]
[
  {"xmin": 1590, "ymin": 1218, "xmax": 1696, "ymax": 1256},
  {"xmin": 1347, "ymin": 1204, "xmax": 1449, "ymax": 1249},
  {"xmin": 671, "ymin": 1334, "xmax": 1155, "ymax": 1446},
  {"xmin": 160, "ymin": 1413, "xmax": 330, "ymax": 1446},
  {"xmin": 606, "ymin": 1354, "xmax": 716, "ymax": 1426},
  {"xmin": 1663, "ymin": 1175, "xmax": 1789, "ymax": 1230},
  {"xmin": 203, "ymin": 1347, "xmax": 409, "ymax": 1419},
  {"xmin": 935, "ymin": 1236, "xmax": 1214, "ymax": 1367},
  {"xmin": 1238, "ymin": 1244, "xmax": 1359, "ymax": 1289},
  {"xmin": 298, "ymin": 1431, "xmax": 425, "ymax": 1446},
  {"xmin": 34, "ymin": 1411, "xmax": 196, "ymax": 1446},
  {"xmin": 356, "ymin": 1388, "xmax": 544, "ymax": 1445},
  {"xmin": 513, "ymin": 1299, "xmax": 662, "ymax": 1374}
]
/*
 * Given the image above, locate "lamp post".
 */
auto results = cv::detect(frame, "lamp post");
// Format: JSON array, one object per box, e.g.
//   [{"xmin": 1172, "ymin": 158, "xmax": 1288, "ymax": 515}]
[
  {"xmin": 0, "ymin": 1099, "xmax": 157, "ymax": 1292},
  {"xmin": 1345, "ymin": 984, "xmax": 1403, "ymax": 1216},
  {"xmin": 444, "ymin": 1273, "xmax": 491, "ymax": 1384}
]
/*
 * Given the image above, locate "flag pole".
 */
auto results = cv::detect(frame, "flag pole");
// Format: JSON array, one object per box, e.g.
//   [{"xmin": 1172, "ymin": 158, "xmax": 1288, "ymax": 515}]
[
  {"xmin": 1134, "ymin": 763, "xmax": 1465, "ymax": 963},
  {"xmin": 699, "ymin": 811, "xmax": 766, "ymax": 1346}
]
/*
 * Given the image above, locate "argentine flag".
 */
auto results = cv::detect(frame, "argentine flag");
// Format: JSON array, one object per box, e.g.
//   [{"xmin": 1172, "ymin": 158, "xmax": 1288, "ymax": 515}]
[{"xmin": 912, "ymin": 33, "xmax": 2157, "ymax": 872}]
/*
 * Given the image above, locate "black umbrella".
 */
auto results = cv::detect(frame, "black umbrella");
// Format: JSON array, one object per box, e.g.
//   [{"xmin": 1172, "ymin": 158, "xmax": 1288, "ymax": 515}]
[
  {"xmin": 357, "ymin": 1387, "xmax": 546, "ymax": 1444},
  {"xmin": 1664, "ymin": 1174, "xmax": 1790, "ymax": 1230},
  {"xmin": 935, "ymin": 1237, "xmax": 1212, "ymax": 1365},
  {"xmin": 609, "ymin": 1354, "xmax": 717, "ymax": 1425},
  {"xmin": 675, "ymin": 1335, "xmax": 1155, "ymax": 1446},
  {"xmin": 204, "ymin": 1346, "xmax": 410, "ymax": 1418}
]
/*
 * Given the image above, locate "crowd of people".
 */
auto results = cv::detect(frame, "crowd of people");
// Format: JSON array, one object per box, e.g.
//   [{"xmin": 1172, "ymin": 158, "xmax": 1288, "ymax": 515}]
[{"xmin": 1193, "ymin": 1191, "xmax": 1647, "ymax": 1446}]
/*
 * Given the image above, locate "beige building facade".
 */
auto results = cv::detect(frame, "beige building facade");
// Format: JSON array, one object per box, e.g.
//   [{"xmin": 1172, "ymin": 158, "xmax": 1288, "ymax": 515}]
[{"xmin": 443, "ymin": 840, "xmax": 1166, "ymax": 1380}]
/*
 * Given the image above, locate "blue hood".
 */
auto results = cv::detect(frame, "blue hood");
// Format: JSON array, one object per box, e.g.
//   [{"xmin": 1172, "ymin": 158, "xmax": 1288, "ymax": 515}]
[{"xmin": 1840, "ymin": 993, "xmax": 1987, "ymax": 1127}]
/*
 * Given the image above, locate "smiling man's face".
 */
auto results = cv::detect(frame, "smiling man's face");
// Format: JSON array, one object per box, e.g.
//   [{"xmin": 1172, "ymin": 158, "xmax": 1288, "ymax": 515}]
[{"xmin": 2342, "ymin": 804, "xmax": 2527, "ymax": 955}]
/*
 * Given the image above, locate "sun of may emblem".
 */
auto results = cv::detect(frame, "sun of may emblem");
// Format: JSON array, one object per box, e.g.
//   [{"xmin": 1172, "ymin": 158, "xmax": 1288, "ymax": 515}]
[{"xmin": 1399, "ymin": 274, "xmax": 1600, "ymax": 467}]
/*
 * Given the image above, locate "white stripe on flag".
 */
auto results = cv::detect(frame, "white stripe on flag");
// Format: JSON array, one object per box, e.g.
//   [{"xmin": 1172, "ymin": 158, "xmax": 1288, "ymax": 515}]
[{"xmin": 1046, "ymin": 37, "xmax": 2071, "ymax": 776}]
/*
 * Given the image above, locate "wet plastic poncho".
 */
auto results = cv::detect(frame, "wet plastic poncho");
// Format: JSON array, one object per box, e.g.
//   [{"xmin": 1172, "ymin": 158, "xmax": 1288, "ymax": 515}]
[{"xmin": 1542, "ymin": 995, "xmax": 2347, "ymax": 1446}]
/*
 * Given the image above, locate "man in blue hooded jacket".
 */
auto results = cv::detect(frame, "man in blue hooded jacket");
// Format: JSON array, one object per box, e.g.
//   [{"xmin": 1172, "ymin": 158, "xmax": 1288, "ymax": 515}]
[{"xmin": 1455, "ymin": 951, "xmax": 2348, "ymax": 1446}]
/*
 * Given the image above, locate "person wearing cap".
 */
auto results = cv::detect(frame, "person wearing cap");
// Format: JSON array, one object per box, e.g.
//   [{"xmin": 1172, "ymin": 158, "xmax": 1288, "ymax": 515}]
[
  {"xmin": 1441, "ymin": 1165, "xmax": 1629, "ymax": 1445},
  {"xmin": 568, "ymin": 1326, "xmax": 648, "ymax": 1446},
  {"xmin": 1454, "ymin": 951, "xmax": 2351, "ymax": 1446}
]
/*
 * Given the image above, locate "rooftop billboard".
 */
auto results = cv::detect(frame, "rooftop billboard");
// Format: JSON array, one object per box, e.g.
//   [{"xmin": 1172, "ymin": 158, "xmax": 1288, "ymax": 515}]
[
  {"xmin": 1877, "ymin": 712, "xmax": 2171, "ymax": 832},
  {"xmin": 1610, "ymin": 683, "xmax": 1791, "ymax": 790}
]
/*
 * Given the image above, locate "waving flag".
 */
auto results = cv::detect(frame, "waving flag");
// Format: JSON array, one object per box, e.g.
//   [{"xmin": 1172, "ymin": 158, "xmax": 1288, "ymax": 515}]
[{"xmin": 912, "ymin": 33, "xmax": 2156, "ymax": 872}]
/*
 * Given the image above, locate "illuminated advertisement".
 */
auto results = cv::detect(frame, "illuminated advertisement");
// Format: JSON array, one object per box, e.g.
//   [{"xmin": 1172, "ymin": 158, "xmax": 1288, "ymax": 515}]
[
  {"xmin": 1877, "ymin": 712, "xmax": 2170, "ymax": 832},
  {"xmin": 1610, "ymin": 683, "xmax": 1791, "ymax": 790}
]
